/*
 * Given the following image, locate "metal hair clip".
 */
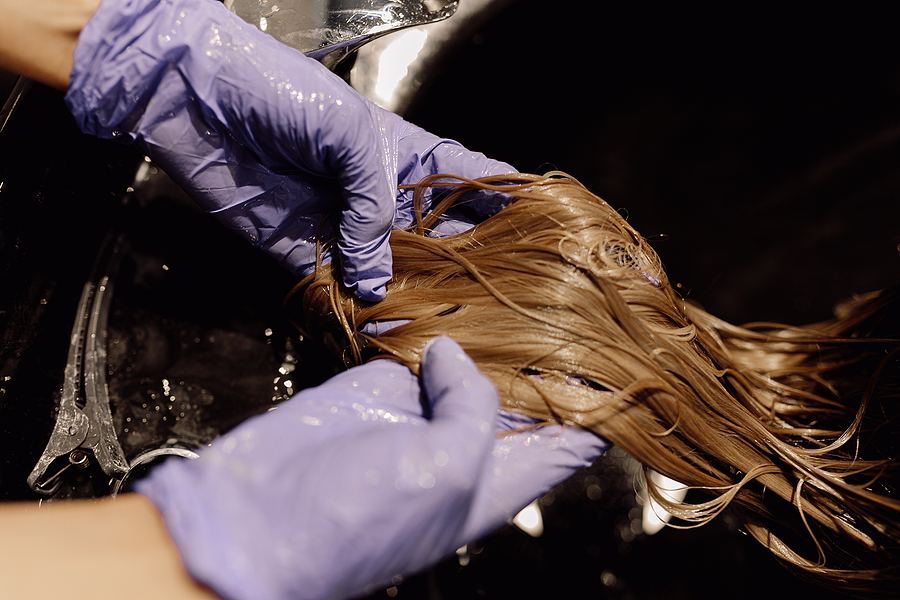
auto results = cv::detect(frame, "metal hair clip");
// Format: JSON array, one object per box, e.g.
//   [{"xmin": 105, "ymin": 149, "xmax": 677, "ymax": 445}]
[
  {"xmin": 27, "ymin": 234, "xmax": 130, "ymax": 495},
  {"xmin": 226, "ymin": 0, "xmax": 459, "ymax": 70}
]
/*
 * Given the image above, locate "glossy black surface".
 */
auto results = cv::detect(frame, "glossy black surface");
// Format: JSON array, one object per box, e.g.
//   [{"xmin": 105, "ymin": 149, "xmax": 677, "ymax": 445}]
[{"xmin": 0, "ymin": 83, "xmax": 136, "ymax": 499}]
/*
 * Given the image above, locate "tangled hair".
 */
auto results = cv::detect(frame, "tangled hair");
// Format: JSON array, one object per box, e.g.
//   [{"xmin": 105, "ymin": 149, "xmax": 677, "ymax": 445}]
[{"xmin": 293, "ymin": 173, "xmax": 900, "ymax": 596}]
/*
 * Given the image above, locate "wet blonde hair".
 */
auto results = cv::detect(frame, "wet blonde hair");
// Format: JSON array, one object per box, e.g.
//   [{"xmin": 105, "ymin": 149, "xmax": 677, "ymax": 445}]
[{"xmin": 293, "ymin": 173, "xmax": 900, "ymax": 595}]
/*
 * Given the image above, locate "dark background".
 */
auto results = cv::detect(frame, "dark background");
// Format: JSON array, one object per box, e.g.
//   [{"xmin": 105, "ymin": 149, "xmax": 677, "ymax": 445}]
[{"xmin": 407, "ymin": 2, "xmax": 900, "ymax": 327}]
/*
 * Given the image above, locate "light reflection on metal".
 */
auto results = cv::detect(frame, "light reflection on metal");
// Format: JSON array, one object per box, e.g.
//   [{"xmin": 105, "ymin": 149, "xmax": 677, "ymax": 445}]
[
  {"xmin": 372, "ymin": 28, "xmax": 428, "ymax": 106},
  {"xmin": 0, "ymin": 76, "xmax": 33, "ymax": 135},
  {"xmin": 641, "ymin": 469, "xmax": 688, "ymax": 535},
  {"xmin": 227, "ymin": 0, "xmax": 458, "ymax": 70},
  {"xmin": 27, "ymin": 234, "xmax": 131, "ymax": 494},
  {"xmin": 351, "ymin": 0, "xmax": 515, "ymax": 114},
  {"xmin": 513, "ymin": 499, "xmax": 544, "ymax": 537},
  {"xmin": 110, "ymin": 446, "xmax": 200, "ymax": 497}
]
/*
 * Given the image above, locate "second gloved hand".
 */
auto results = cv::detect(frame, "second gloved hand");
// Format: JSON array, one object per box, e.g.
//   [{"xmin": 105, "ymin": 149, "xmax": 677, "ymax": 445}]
[
  {"xmin": 137, "ymin": 337, "xmax": 609, "ymax": 600},
  {"xmin": 65, "ymin": 0, "xmax": 514, "ymax": 301}
]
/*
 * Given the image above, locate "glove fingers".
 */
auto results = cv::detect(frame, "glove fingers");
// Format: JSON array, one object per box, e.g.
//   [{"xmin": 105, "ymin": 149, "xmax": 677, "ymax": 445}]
[
  {"xmin": 458, "ymin": 419, "xmax": 610, "ymax": 543},
  {"xmin": 337, "ymin": 204, "xmax": 392, "ymax": 302},
  {"xmin": 495, "ymin": 422, "xmax": 609, "ymax": 489},
  {"xmin": 397, "ymin": 129, "xmax": 516, "ymax": 218},
  {"xmin": 495, "ymin": 410, "xmax": 609, "ymax": 475},
  {"xmin": 427, "ymin": 146, "xmax": 516, "ymax": 183}
]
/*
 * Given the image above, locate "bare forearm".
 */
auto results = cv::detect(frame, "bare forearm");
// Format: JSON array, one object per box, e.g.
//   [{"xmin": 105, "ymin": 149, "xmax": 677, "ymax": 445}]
[
  {"xmin": 0, "ymin": 0, "xmax": 101, "ymax": 89},
  {"xmin": 0, "ymin": 494, "xmax": 221, "ymax": 600}
]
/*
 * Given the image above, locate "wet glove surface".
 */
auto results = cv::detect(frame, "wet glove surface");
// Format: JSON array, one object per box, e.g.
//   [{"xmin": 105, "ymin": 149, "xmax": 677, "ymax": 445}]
[
  {"xmin": 65, "ymin": 0, "xmax": 514, "ymax": 301},
  {"xmin": 137, "ymin": 337, "xmax": 609, "ymax": 600}
]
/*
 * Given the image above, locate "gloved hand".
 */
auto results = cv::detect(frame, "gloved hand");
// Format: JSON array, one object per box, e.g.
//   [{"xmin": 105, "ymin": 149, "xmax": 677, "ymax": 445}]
[
  {"xmin": 65, "ymin": 0, "xmax": 515, "ymax": 301},
  {"xmin": 136, "ymin": 337, "xmax": 609, "ymax": 600}
]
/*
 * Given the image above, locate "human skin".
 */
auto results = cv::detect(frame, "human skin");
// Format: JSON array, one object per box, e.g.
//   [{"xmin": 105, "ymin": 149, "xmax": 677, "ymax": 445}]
[
  {"xmin": 0, "ymin": 494, "xmax": 221, "ymax": 599},
  {"xmin": 0, "ymin": 0, "xmax": 101, "ymax": 89}
]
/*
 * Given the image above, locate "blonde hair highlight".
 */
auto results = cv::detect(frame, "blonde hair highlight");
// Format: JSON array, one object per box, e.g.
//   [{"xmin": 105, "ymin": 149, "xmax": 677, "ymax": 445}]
[{"xmin": 293, "ymin": 173, "xmax": 900, "ymax": 596}]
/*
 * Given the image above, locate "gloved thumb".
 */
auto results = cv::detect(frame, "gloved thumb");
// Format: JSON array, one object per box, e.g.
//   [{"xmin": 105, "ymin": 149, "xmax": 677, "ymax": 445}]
[
  {"xmin": 334, "ymin": 101, "xmax": 399, "ymax": 302},
  {"xmin": 420, "ymin": 336, "xmax": 498, "ymax": 431}
]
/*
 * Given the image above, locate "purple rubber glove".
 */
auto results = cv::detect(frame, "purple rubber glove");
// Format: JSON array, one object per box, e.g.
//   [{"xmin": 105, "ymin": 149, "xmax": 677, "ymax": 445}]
[
  {"xmin": 136, "ymin": 337, "xmax": 609, "ymax": 600},
  {"xmin": 64, "ymin": 0, "xmax": 514, "ymax": 301}
]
